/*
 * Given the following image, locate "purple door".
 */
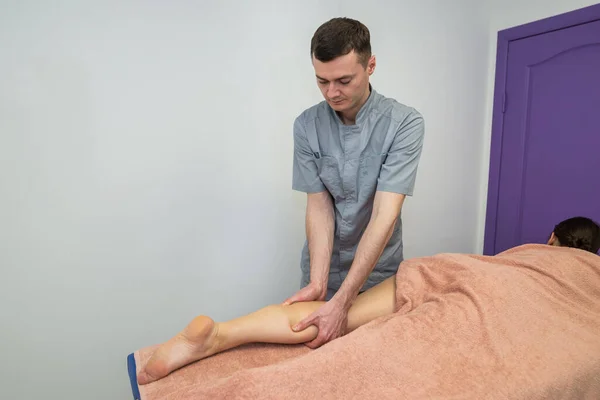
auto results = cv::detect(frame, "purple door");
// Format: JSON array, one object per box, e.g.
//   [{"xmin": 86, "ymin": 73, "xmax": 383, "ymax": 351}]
[{"xmin": 485, "ymin": 10, "xmax": 600, "ymax": 255}]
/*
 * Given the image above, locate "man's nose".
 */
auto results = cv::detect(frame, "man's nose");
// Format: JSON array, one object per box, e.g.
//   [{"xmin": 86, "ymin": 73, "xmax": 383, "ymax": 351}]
[{"xmin": 327, "ymin": 83, "xmax": 340, "ymax": 98}]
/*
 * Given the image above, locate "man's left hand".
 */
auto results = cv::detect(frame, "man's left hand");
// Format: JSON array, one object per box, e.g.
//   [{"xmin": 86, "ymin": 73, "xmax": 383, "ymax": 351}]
[{"xmin": 291, "ymin": 297, "xmax": 350, "ymax": 348}]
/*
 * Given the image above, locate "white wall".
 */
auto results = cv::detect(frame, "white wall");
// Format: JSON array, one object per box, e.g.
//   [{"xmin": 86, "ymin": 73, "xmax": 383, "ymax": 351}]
[
  {"xmin": 0, "ymin": 1, "xmax": 490, "ymax": 399},
  {"xmin": 475, "ymin": 0, "xmax": 600, "ymax": 252}
]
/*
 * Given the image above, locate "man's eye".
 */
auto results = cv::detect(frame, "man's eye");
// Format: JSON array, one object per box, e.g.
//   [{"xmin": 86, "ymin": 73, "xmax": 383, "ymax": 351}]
[
  {"xmin": 340, "ymin": 80, "xmax": 351, "ymax": 85},
  {"xmin": 318, "ymin": 80, "xmax": 328, "ymax": 85}
]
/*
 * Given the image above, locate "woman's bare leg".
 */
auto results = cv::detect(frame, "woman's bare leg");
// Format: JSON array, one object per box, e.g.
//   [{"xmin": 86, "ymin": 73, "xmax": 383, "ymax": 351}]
[{"xmin": 137, "ymin": 276, "xmax": 396, "ymax": 385}]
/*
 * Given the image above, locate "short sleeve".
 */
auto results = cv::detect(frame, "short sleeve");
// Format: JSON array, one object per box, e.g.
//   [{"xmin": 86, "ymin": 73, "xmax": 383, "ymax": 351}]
[
  {"xmin": 376, "ymin": 110, "xmax": 424, "ymax": 196},
  {"xmin": 292, "ymin": 115, "xmax": 327, "ymax": 193}
]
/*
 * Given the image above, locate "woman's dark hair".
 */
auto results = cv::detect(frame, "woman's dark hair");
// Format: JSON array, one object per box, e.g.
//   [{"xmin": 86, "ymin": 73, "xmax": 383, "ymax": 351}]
[
  {"xmin": 310, "ymin": 17, "xmax": 371, "ymax": 67},
  {"xmin": 553, "ymin": 216, "xmax": 600, "ymax": 253}
]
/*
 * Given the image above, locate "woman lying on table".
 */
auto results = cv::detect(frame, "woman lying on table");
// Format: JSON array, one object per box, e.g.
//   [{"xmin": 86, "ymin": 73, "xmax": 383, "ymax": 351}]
[{"xmin": 137, "ymin": 216, "xmax": 600, "ymax": 385}]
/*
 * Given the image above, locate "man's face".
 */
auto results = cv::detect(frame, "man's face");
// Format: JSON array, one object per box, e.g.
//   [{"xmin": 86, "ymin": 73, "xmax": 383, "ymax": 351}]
[{"xmin": 312, "ymin": 50, "xmax": 375, "ymax": 114}]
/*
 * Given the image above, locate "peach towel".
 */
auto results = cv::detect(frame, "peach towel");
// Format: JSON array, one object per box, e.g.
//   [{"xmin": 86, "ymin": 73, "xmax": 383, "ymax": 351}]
[{"xmin": 133, "ymin": 244, "xmax": 600, "ymax": 399}]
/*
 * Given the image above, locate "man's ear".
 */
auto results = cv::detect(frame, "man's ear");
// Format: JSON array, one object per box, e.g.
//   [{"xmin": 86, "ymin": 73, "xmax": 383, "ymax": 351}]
[
  {"xmin": 367, "ymin": 55, "xmax": 376, "ymax": 75},
  {"xmin": 547, "ymin": 232, "xmax": 557, "ymax": 245}
]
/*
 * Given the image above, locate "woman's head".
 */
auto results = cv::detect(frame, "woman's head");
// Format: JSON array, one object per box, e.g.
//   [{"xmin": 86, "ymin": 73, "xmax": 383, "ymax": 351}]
[{"xmin": 547, "ymin": 217, "xmax": 600, "ymax": 254}]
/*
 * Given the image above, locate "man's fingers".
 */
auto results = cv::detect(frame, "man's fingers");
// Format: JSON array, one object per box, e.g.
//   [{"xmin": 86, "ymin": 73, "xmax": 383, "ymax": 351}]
[{"xmin": 305, "ymin": 333, "xmax": 326, "ymax": 349}]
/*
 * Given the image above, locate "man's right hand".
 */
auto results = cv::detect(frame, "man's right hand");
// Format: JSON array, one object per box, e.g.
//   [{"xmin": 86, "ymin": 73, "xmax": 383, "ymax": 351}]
[{"xmin": 283, "ymin": 282, "xmax": 326, "ymax": 306}]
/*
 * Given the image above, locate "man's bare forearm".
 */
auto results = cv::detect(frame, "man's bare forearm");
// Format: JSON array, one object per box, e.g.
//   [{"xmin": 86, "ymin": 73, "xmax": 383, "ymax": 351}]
[
  {"xmin": 334, "ymin": 192, "xmax": 405, "ymax": 306},
  {"xmin": 306, "ymin": 192, "xmax": 335, "ymax": 293},
  {"xmin": 334, "ymin": 216, "xmax": 396, "ymax": 305}
]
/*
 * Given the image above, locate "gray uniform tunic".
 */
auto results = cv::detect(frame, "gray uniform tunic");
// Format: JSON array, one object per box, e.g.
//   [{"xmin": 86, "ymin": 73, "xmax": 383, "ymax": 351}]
[{"xmin": 292, "ymin": 86, "xmax": 424, "ymax": 299}]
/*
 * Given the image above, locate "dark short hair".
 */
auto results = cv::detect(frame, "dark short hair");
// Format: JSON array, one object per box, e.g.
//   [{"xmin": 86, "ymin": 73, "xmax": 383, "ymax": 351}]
[
  {"xmin": 554, "ymin": 216, "xmax": 600, "ymax": 253},
  {"xmin": 310, "ymin": 17, "xmax": 371, "ymax": 67}
]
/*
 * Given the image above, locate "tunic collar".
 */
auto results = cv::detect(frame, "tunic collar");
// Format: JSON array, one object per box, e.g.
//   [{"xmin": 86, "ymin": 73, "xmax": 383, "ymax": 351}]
[{"xmin": 331, "ymin": 84, "xmax": 378, "ymax": 126}]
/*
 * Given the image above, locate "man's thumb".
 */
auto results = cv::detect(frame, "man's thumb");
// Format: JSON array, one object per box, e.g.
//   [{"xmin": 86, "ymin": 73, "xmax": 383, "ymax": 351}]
[
  {"xmin": 283, "ymin": 296, "xmax": 297, "ymax": 306},
  {"xmin": 292, "ymin": 316, "xmax": 311, "ymax": 332},
  {"xmin": 283, "ymin": 291, "xmax": 307, "ymax": 306}
]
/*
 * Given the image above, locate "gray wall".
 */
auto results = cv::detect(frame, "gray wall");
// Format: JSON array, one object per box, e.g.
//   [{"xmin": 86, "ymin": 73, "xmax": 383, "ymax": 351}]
[{"xmin": 0, "ymin": 0, "xmax": 498, "ymax": 398}]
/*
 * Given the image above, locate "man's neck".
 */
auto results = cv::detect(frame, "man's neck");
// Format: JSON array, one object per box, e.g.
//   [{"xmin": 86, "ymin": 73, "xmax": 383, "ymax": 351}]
[{"xmin": 338, "ymin": 86, "xmax": 371, "ymax": 125}]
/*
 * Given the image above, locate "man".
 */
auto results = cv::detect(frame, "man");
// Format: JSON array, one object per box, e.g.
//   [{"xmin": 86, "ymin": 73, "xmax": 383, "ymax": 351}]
[{"xmin": 283, "ymin": 17, "xmax": 425, "ymax": 348}]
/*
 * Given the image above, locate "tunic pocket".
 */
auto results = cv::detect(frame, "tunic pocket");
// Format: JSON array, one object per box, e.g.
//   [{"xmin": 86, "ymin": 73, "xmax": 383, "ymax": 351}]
[{"xmin": 357, "ymin": 153, "xmax": 387, "ymax": 200}]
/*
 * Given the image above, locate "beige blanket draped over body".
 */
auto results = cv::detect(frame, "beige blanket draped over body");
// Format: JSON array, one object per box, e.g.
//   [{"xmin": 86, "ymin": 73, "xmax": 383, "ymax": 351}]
[{"xmin": 133, "ymin": 244, "xmax": 600, "ymax": 399}]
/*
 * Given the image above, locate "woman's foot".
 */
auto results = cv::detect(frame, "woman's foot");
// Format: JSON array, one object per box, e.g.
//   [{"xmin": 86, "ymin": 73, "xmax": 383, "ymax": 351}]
[{"xmin": 137, "ymin": 315, "xmax": 219, "ymax": 385}]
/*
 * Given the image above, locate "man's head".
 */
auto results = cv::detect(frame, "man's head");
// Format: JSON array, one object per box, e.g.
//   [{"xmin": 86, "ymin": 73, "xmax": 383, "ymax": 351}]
[
  {"xmin": 547, "ymin": 216, "xmax": 600, "ymax": 253},
  {"xmin": 310, "ymin": 17, "xmax": 375, "ymax": 116}
]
